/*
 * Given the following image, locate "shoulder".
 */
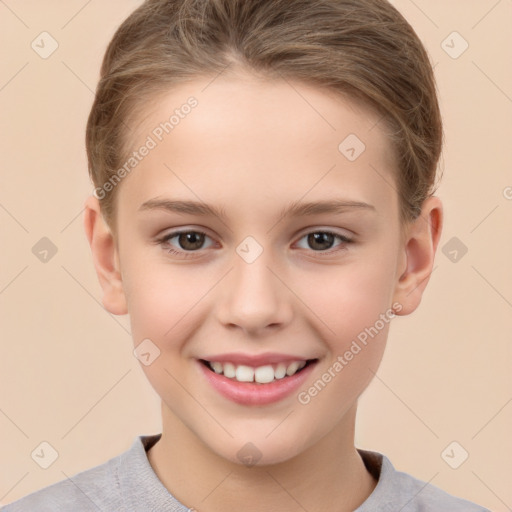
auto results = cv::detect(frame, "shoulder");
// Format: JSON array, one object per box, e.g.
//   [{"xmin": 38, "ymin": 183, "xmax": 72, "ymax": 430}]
[
  {"xmin": 389, "ymin": 467, "xmax": 490, "ymax": 511},
  {"xmin": 1, "ymin": 446, "xmax": 124, "ymax": 512},
  {"xmin": 357, "ymin": 449, "xmax": 491, "ymax": 512}
]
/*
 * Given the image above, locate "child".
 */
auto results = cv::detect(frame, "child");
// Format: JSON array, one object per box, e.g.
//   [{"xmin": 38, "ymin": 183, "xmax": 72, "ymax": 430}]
[{"xmin": 2, "ymin": 0, "xmax": 491, "ymax": 510}]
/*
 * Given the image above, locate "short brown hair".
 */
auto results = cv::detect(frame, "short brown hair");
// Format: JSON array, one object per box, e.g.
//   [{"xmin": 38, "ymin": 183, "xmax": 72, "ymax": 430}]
[{"xmin": 86, "ymin": 0, "xmax": 443, "ymax": 228}]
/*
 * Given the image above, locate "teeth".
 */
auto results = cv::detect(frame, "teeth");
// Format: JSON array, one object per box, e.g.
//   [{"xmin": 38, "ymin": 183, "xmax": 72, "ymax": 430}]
[
  {"xmin": 235, "ymin": 365, "xmax": 254, "ymax": 382},
  {"xmin": 223, "ymin": 362, "xmax": 236, "ymax": 378},
  {"xmin": 210, "ymin": 361, "xmax": 223, "ymax": 374},
  {"xmin": 206, "ymin": 360, "xmax": 309, "ymax": 383},
  {"xmin": 286, "ymin": 361, "xmax": 300, "ymax": 376},
  {"xmin": 274, "ymin": 363, "xmax": 287, "ymax": 379},
  {"xmin": 254, "ymin": 365, "xmax": 274, "ymax": 384}
]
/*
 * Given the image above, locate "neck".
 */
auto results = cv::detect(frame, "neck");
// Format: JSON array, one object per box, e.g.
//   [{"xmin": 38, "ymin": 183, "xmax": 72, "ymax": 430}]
[{"xmin": 147, "ymin": 403, "xmax": 377, "ymax": 512}]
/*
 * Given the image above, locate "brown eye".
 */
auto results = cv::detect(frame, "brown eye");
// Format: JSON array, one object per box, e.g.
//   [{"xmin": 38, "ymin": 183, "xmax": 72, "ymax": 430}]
[
  {"xmin": 307, "ymin": 232, "xmax": 336, "ymax": 251},
  {"xmin": 159, "ymin": 230, "xmax": 214, "ymax": 258},
  {"xmin": 296, "ymin": 231, "xmax": 353, "ymax": 253},
  {"xmin": 174, "ymin": 231, "xmax": 206, "ymax": 251}
]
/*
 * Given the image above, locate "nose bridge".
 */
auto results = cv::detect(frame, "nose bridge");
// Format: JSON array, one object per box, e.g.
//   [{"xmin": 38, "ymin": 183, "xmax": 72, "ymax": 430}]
[{"xmin": 217, "ymin": 238, "xmax": 291, "ymax": 332}]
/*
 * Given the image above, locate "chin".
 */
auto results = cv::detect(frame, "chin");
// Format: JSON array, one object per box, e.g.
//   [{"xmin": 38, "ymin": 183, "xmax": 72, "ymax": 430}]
[{"xmin": 208, "ymin": 433, "xmax": 309, "ymax": 468}]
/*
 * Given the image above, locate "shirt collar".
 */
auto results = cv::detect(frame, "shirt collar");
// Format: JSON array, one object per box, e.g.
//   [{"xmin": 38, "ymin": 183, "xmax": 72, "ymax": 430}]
[{"xmin": 118, "ymin": 433, "xmax": 189, "ymax": 511}]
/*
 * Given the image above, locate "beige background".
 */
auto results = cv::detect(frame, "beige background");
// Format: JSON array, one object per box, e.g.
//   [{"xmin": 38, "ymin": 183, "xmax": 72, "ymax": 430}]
[{"xmin": 0, "ymin": 0, "xmax": 511, "ymax": 510}]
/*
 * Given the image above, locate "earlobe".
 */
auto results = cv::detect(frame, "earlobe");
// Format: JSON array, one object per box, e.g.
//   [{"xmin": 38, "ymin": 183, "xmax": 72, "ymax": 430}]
[
  {"xmin": 83, "ymin": 196, "xmax": 127, "ymax": 315},
  {"xmin": 392, "ymin": 196, "xmax": 443, "ymax": 316}
]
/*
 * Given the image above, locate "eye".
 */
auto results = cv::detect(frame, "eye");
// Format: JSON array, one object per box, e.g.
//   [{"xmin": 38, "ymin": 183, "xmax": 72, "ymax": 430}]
[
  {"xmin": 295, "ymin": 230, "xmax": 353, "ymax": 255},
  {"xmin": 157, "ymin": 228, "xmax": 353, "ymax": 259},
  {"xmin": 158, "ymin": 229, "xmax": 215, "ymax": 258}
]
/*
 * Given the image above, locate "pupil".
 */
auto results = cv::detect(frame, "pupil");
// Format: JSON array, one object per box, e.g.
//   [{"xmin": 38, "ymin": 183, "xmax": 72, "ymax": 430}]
[
  {"xmin": 309, "ymin": 232, "xmax": 333, "ymax": 250},
  {"xmin": 180, "ymin": 232, "xmax": 204, "ymax": 250}
]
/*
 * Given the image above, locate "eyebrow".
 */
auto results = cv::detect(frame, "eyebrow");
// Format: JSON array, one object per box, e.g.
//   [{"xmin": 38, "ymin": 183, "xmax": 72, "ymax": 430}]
[{"xmin": 138, "ymin": 197, "xmax": 376, "ymax": 221}]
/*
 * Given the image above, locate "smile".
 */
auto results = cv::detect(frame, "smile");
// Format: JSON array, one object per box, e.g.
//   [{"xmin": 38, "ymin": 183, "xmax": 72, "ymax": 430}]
[
  {"xmin": 197, "ymin": 356, "xmax": 319, "ymax": 406},
  {"xmin": 201, "ymin": 359, "xmax": 316, "ymax": 384}
]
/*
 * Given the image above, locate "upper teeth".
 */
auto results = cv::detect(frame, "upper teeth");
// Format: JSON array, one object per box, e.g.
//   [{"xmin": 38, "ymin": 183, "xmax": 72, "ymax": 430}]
[{"xmin": 208, "ymin": 361, "xmax": 307, "ymax": 383}]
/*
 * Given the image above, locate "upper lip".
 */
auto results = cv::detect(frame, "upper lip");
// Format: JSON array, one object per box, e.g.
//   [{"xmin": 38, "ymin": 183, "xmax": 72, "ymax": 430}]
[{"xmin": 199, "ymin": 352, "xmax": 317, "ymax": 367}]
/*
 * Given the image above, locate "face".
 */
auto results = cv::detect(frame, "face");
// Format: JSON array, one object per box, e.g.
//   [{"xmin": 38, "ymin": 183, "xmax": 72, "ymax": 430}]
[{"xmin": 108, "ymin": 73, "xmax": 410, "ymax": 465}]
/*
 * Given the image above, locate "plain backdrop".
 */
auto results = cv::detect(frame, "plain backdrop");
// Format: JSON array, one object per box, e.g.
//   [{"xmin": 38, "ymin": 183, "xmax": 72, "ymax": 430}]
[{"xmin": 0, "ymin": 1, "xmax": 511, "ymax": 510}]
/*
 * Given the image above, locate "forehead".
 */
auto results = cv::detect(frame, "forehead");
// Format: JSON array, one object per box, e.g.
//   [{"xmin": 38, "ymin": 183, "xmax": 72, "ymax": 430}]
[{"xmin": 118, "ymin": 72, "xmax": 399, "ymax": 221}]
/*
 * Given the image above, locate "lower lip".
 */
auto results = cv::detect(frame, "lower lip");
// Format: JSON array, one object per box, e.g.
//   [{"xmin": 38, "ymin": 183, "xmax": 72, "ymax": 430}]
[{"xmin": 198, "ymin": 360, "xmax": 317, "ymax": 406}]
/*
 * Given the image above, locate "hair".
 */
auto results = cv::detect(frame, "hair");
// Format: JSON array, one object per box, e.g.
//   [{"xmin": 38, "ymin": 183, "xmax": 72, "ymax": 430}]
[{"xmin": 86, "ymin": 0, "xmax": 443, "ymax": 231}]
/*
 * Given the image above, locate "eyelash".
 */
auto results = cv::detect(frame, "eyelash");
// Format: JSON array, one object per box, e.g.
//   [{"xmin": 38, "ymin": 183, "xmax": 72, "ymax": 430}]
[{"xmin": 157, "ymin": 229, "xmax": 353, "ymax": 259}]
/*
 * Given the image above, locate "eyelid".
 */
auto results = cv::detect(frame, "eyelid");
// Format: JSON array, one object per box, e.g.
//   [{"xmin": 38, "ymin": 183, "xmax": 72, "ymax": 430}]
[
  {"xmin": 157, "ymin": 226, "xmax": 354, "ymax": 260},
  {"xmin": 294, "ymin": 225, "xmax": 354, "ymax": 240},
  {"xmin": 292, "ymin": 229, "xmax": 353, "ymax": 255},
  {"xmin": 158, "ymin": 228, "xmax": 216, "ymax": 247},
  {"xmin": 158, "ymin": 226, "xmax": 353, "ymax": 244},
  {"xmin": 157, "ymin": 229, "xmax": 216, "ymax": 260},
  {"xmin": 158, "ymin": 225, "xmax": 215, "ymax": 240}
]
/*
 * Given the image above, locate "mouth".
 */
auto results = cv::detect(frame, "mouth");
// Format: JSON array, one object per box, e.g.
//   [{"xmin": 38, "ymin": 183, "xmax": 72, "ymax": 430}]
[
  {"xmin": 197, "ymin": 355, "xmax": 319, "ymax": 406},
  {"xmin": 199, "ymin": 358, "xmax": 317, "ymax": 384}
]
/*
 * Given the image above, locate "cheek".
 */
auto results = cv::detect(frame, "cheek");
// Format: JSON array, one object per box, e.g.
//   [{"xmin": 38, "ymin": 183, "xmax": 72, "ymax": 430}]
[
  {"xmin": 306, "ymin": 256, "xmax": 397, "ymax": 341},
  {"xmin": 295, "ymin": 262, "xmax": 395, "ymax": 418},
  {"xmin": 121, "ymin": 256, "xmax": 188, "ymax": 339}
]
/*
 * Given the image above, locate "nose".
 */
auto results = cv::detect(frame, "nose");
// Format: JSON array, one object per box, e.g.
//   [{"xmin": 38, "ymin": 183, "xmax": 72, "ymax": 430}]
[{"xmin": 216, "ymin": 247, "xmax": 293, "ymax": 336}]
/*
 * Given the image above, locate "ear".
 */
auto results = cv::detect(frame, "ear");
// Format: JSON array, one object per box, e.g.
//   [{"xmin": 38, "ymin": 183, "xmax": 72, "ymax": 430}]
[
  {"xmin": 83, "ymin": 195, "xmax": 127, "ymax": 315},
  {"xmin": 392, "ymin": 196, "xmax": 443, "ymax": 315}
]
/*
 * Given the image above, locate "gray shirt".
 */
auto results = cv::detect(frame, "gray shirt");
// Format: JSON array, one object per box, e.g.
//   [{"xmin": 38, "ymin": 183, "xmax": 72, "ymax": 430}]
[{"xmin": 1, "ymin": 433, "xmax": 490, "ymax": 511}]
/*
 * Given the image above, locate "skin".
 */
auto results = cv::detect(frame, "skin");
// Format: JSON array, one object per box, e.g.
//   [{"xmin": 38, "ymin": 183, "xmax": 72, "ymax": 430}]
[{"xmin": 84, "ymin": 70, "xmax": 442, "ymax": 512}]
